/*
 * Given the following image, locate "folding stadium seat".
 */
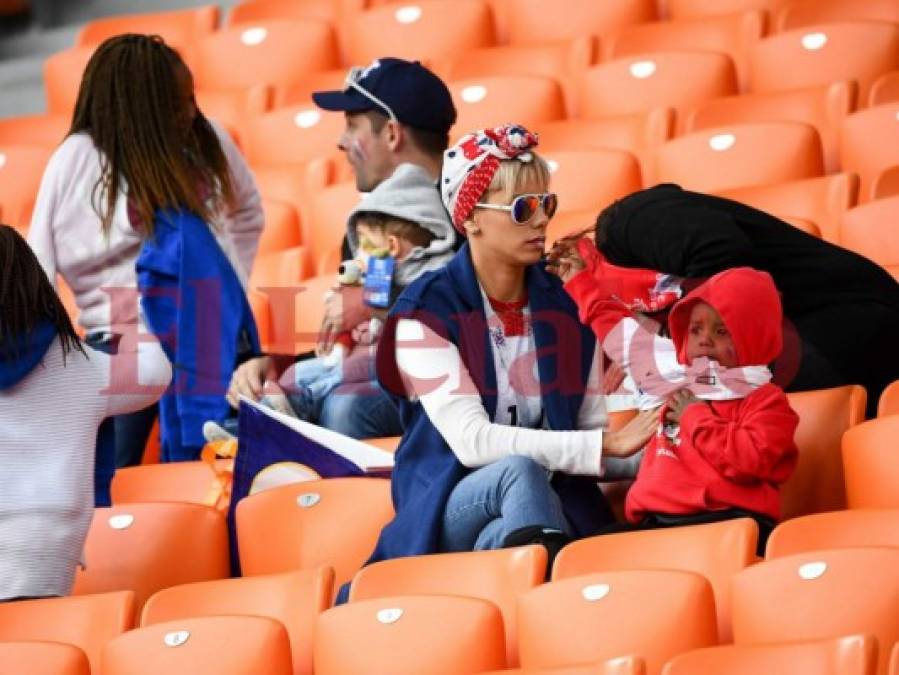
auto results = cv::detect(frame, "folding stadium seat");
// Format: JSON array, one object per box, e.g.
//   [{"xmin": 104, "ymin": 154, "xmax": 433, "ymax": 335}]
[
  {"xmin": 248, "ymin": 288, "xmax": 273, "ymax": 351},
  {"xmin": 553, "ymin": 518, "xmax": 757, "ymax": 643},
  {"xmin": 142, "ymin": 567, "xmax": 334, "ymax": 675},
  {"xmin": 505, "ymin": 0, "xmax": 658, "ymax": 45},
  {"xmin": 546, "ymin": 209, "xmax": 599, "ymax": 246},
  {"xmin": 839, "ymin": 197, "xmax": 899, "ymax": 280},
  {"xmin": 306, "ymin": 180, "xmax": 363, "ymax": 275},
  {"xmin": 878, "ymin": 380, "xmax": 899, "ymax": 418},
  {"xmin": 0, "ymin": 145, "xmax": 52, "ymax": 231},
  {"xmin": 252, "ymin": 161, "xmax": 333, "ymax": 234},
  {"xmin": 43, "ymin": 46, "xmax": 95, "ymax": 116},
  {"xmin": 250, "ymin": 247, "xmax": 314, "ymax": 298},
  {"xmin": 349, "ymin": 546, "xmax": 546, "ymax": 666},
  {"xmin": 718, "ymin": 172, "xmax": 858, "ymax": 244},
  {"xmin": 537, "ymin": 109, "xmax": 674, "ymax": 181},
  {"xmin": 667, "ymin": 0, "xmax": 787, "ymax": 20},
  {"xmin": 781, "ymin": 216, "xmax": 820, "ymax": 238},
  {"xmin": 314, "ymin": 595, "xmax": 506, "ymax": 674},
  {"xmin": 580, "ymin": 52, "xmax": 738, "ymax": 121},
  {"xmin": 0, "ymin": 113, "xmax": 69, "ymax": 149},
  {"xmin": 652, "ymin": 121, "xmax": 824, "ymax": 193},
  {"xmin": 748, "ymin": 22, "xmax": 899, "ymax": 102},
  {"xmin": 685, "ymin": 81, "xmax": 856, "ymax": 173},
  {"xmin": 258, "ymin": 272, "xmax": 335, "ymax": 354},
  {"xmin": 843, "ymin": 416, "xmax": 899, "ymax": 509},
  {"xmin": 874, "ymin": 166, "xmax": 899, "ymax": 200},
  {"xmin": 344, "ymin": 0, "xmax": 495, "ymax": 65},
  {"xmin": 0, "ymin": 641, "xmax": 91, "ymax": 675},
  {"xmin": 766, "ymin": 509, "xmax": 899, "ymax": 559},
  {"xmin": 276, "ymin": 67, "xmax": 346, "ymax": 108},
  {"xmin": 662, "ymin": 635, "xmax": 877, "ymax": 675},
  {"xmin": 871, "ymin": 71, "xmax": 899, "ymax": 106},
  {"xmin": 840, "ymin": 103, "xmax": 899, "ymax": 202},
  {"xmin": 482, "ymin": 657, "xmax": 646, "ymax": 675},
  {"xmin": 782, "ymin": 385, "xmax": 866, "ymax": 519},
  {"xmin": 607, "ymin": 11, "xmax": 765, "ymax": 92},
  {"xmin": 110, "ymin": 460, "xmax": 230, "ymax": 505},
  {"xmin": 236, "ymin": 477, "xmax": 393, "ymax": 587},
  {"xmin": 192, "ymin": 21, "xmax": 339, "ymax": 101},
  {"xmin": 543, "ymin": 149, "xmax": 642, "ymax": 215},
  {"xmin": 517, "ymin": 570, "xmax": 717, "ymax": 673},
  {"xmin": 72, "ymin": 503, "xmax": 230, "ymax": 611},
  {"xmin": 892, "ymin": 644, "xmax": 899, "ymax": 675},
  {"xmin": 774, "ymin": 0, "xmax": 899, "ymax": 33},
  {"xmin": 449, "ymin": 76, "xmax": 567, "ymax": 138},
  {"xmin": 194, "ymin": 85, "xmax": 270, "ymax": 148},
  {"xmin": 258, "ymin": 199, "xmax": 303, "ymax": 255},
  {"xmin": 240, "ymin": 105, "xmax": 345, "ymax": 168},
  {"xmin": 102, "ymin": 615, "xmax": 293, "ymax": 675},
  {"xmin": 0, "ymin": 591, "xmax": 135, "ymax": 674},
  {"xmin": 227, "ymin": 0, "xmax": 365, "ymax": 27},
  {"xmin": 731, "ymin": 548, "xmax": 899, "ymax": 675}
]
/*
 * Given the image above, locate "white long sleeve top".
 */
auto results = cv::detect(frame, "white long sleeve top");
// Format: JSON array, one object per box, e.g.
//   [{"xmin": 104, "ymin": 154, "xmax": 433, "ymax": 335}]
[
  {"xmin": 0, "ymin": 337, "xmax": 171, "ymax": 600},
  {"xmin": 27, "ymin": 122, "xmax": 263, "ymax": 335}
]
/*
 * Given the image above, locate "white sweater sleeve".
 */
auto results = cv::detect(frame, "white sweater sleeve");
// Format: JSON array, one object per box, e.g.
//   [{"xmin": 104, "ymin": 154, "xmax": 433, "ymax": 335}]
[
  {"xmin": 27, "ymin": 142, "xmax": 63, "ymax": 287},
  {"xmin": 395, "ymin": 318, "xmax": 604, "ymax": 476},
  {"xmin": 97, "ymin": 334, "xmax": 172, "ymax": 417},
  {"xmin": 577, "ymin": 341, "xmax": 607, "ymax": 430}
]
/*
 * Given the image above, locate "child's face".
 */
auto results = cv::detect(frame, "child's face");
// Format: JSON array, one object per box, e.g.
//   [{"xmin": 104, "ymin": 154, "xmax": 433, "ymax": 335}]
[
  {"xmin": 355, "ymin": 219, "xmax": 411, "ymax": 260},
  {"xmin": 685, "ymin": 301, "xmax": 738, "ymax": 367}
]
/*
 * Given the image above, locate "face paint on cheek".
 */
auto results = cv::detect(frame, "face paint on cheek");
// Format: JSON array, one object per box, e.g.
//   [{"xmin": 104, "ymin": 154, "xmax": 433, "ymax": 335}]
[{"xmin": 348, "ymin": 138, "xmax": 369, "ymax": 165}]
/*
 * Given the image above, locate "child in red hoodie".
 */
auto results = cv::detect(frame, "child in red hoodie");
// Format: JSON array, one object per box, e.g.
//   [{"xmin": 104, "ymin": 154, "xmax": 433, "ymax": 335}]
[{"xmin": 553, "ymin": 240, "xmax": 799, "ymax": 550}]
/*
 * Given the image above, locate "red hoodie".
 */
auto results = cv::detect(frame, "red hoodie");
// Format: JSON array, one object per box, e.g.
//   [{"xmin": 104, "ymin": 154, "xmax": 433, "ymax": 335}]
[{"xmin": 566, "ymin": 261, "xmax": 799, "ymax": 523}]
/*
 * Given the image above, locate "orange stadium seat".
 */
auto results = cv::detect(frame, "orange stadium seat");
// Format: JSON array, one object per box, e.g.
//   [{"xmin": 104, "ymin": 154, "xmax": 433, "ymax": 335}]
[
  {"xmin": 195, "ymin": 85, "xmax": 270, "ymax": 147},
  {"xmin": 0, "ymin": 113, "xmax": 69, "ymax": 149},
  {"xmin": 580, "ymin": 52, "xmax": 738, "ymax": 122},
  {"xmin": 653, "ymin": 121, "xmax": 824, "ymax": 193},
  {"xmin": 546, "ymin": 209, "xmax": 598, "ymax": 245},
  {"xmin": 891, "ymin": 645, "xmax": 899, "ymax": 675},
  {"xmin": 141, "ymin": 567, "xmax": 334, "ymax": 675},
  {"xmin": 250, "ymin": 246, "xmax": 314, "ymax": 297},
  {"xmin": 878, "ymin": 380, "xmax": 899, "ymax": 417},
  {"xmin": 748, "ymin": 21, "xmax": 899, "ymax": 102},
  {"xmin": 607, "ymin": 11, "xmax": 765, "ymax": 92},
  {"xmin": 482, "ymin": 658, "xmax": 647, "ymax": 675},
  {"xmin": 839, "ymin": 197, "xmax": 899, "ymax": 280},
  {"xmin": 258, "ymin": 198, "xmax": 303, "ymax": 254},
  {"xmin": 110, "ymin": 460, "xmax": 230, "ymax": 505},
  {"xmin": 239, "ymin": 105, "xmax": 345, "ymax": 167},
  {"xmin": 543, "ymin": 149, "xmax": 642, "ymax": 213},
  {"xmin": 306, "ymin": 180, "xmax": 361, "ymax": 275},
  {"xmin": 252, "ymin": 161, "xmax": 333, "ymax": 230},
  {"xmin": 554, "ymin": 519, "xmax": 757, "ymax": 643},
  {"xmin": 0, "ymin": 145, "xmax": 51, "ymax": 231},
  {"xmin": 662, "ymin": 635, "xmax": 877, "ymax": 675},
  {"xmin": 72, "ymin": 503, "xmax": 230, "ymax": 611},
  {"xmin": 873, "ymin": 165, "xmax": 899, "ymax": 199},
  {"xmin": 718, "ymin": 172, "xmax": 858, "ymax": 244},
  {"xmin": 102, "ymin": 615, "xmax": 293, "ymax": 675},
  {"xmin": 685, "ymin": 81, "xmax": 856, "ymax": 173},
  {"xmin": 227, "ymin": 0, "xmax": 365, "ymax": 27},
  {"xmin": 766, "ymin": 509, "xmax": 899, "ymax": 559},
  {"xmin": 781, "ymin": 216, "xmax": 820, "ymax": 238},
  {"xmin": 518, "ymin": 570, "xmax": 717, "ymax": 673},
  {"xmin": 350, "ymin": 546, "xmax": 546, "ymax": 666},
  {"xmin": 248, "ymin": 287, "xmax": 273, "ymax": 350},
  {"xmin": 731, "ymin": 548, "xmax": 899, "ymax": 675},
  {"xmin": 781, "ymin": 385, "xmax": 866, "ymax": 519},
  {"xmin": 43, "ymin": 46, "xmax": 95, "ymax": 116},
  {"xmin": 344, "ymin": 0, "xmax": 495, "ymax": 65},
  {"xmin": 870, "ymin": 71, "xmax": 899, "ymax": 106},
  {"xmin": 0, "ymin": 591, "xmax": 135, "ymax": 674},
  {"xmin": 236, "ymin": 478, "xmax": 393, "ymax": 588},
  {"xmin": 774, "ymin": 0, "xmax": 899, "ymax": 32},
  {"xmin": 450, "ymin": 76, "xmax": 567, "ymax": 137},
  {"xmin": 314, "ymin": 595, "xmax": 507, "ymax": 675},
  {"xmin": 0, "ymin": 641, "xmax": 91, "ymax": 675},
  {"xmin": 843, "ymin": 416, "xmax": 899, "ymax": 509},
  {"xmin": 276, "ymin": 67, "xmax": 345, "ymax": 108},
  {"xmin": 840, "ymin": 103, "xmax": 899, "ymax": 202},
  {"xmin": 257, "ymin": 272, "xmax": 334, "ymax": 354},
  {"xmin": 667, "ymin": 0, "xmax": 787, "ymax": 20},
  {"xmin": 505, "ymin": 0, "xmax": 657, "ymax": 45}
]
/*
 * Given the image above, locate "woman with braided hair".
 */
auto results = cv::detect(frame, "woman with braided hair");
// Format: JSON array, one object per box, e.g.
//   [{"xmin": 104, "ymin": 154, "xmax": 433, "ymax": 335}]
[{"xmin": 28, "ymin": 34, "xmax": 263, "ymax": 493}]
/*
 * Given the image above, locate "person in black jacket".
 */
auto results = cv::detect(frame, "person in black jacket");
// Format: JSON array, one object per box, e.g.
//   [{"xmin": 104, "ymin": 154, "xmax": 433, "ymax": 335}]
[{"xmin": 592, "ymin": 183, "xmax": 899, "ymax": 416}]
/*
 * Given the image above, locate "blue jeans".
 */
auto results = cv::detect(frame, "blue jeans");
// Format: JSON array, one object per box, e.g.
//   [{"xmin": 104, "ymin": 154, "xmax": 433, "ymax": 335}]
[
  {"xmin": 318, "ymin": 380, "xmax": 403, "ymax": 439},
  {"xmin": 439, "ymin": 455, "xmax": 572, "ymax": 552}
]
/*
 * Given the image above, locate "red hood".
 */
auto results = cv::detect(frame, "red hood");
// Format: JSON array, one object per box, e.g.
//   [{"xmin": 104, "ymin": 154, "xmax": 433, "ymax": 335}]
[{"xmin": 669, "ymin": 267, "xmax": 783, "ymax": 366}]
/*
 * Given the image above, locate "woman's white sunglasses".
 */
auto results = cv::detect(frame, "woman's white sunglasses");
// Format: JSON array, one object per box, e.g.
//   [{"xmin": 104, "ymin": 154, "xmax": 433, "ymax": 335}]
[{"xmin": 475, "ymin": 193, "xmax": 559, "ymax": 224}]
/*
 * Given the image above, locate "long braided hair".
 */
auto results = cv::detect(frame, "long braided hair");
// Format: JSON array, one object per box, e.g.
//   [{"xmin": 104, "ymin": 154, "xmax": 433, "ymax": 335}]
[
  {"xmin": 0, "ymin": 225, "xmax": 85, "ymax": 360},
  {"xmin": 70, "ymin": 34, "xmax": 235, "ymax": 235}
]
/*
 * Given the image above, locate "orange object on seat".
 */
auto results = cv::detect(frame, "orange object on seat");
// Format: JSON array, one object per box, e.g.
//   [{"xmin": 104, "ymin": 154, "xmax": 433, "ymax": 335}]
[
  {"xmin": 662, "ymin": 635, "xmax": 877, "ymax": 675},
  {"xmin": 0, "ymin": 145, "xmax": 51, "ymax": 230},
  {"xmin": 72, "ymin": 503, "xmax": 230, "ymax": 611},
  {"xmin": 350, "ymin": 546, "xmax": 545, "ymax": 666},
  {"xmin": 0, "ymin": 114, "xmax": 69, "ymax": 149},
  {"xmin": 505, "ymin": 0, "xmax": 657, "ymax": 45},
  {"xmin": 518, "ymin": 570, "xmax": 717, "ymax": 674},
  {"xmin": 581, "ymin": 52, "xmax": 737, "ymax": 121},
  {"xmin": 731, "ymin": 548, "xmax": 899, "ymax": 675},
  {"xmin": 653, "ymin": 121, "xmax": 824, "ymax": 193},
  {"xmin": 44, "ymin": 46, "xmax": 95, "ymax": 116},
  {"xmin": 781, "ymin": 385, "xmax": 866, "ymax": 519},
  {"xmin": 450, "ymin": 76, "xmax": 567, "ymax": 136},
  {"xmin": 102, "ymin": 615, "xmax": 293, "ymax": 675},
  {"xmin": 236, "ymin": 478, "xmax": 393, "ymax": 588},
  {"xmin": 843, "ymin": 416, "xmax": 899, "ymax": 509},
  {"xmin": 748, "ymin": 21, "xmax": 899, "ymax": 101},
  {"xmin": 877, "ymin": 379, "xmax": 899, "ymax": 417},
  {"xmin": 0, "ymin": 591, "xmax": 135, "ymax": 674},
  {"xmin": 544, "ymin": 149, "xmax": 642, "ymax": 214},
  {"xmin": 0, "ymin": 641, "xmax": 90, "ymax": 675},
  {"xmin": 110, "ymin": 460, "xmax": 229, "ymax": 505},
  {"xmin": 840, "ymin": 103, "xmax": 899, "ymax": 201},
  {"xmin": 840, "ymin": 197, "xmax": 899, "ymax": 279},
  {"xmin": 142, "ymin": 567, "xmax": 333, "ymax": 675},
  {"xmin": 717, "ymin": 172, "xmax": 858, "ymax": 244},
  {"xmin": 686, "ymin": 81, "xmax": 856, "ymax": 173},
  {"xmin": 766, "ymin": 509, "xmax": 899, "ymax": 558},
  {"xmin": 775, "ymin": 0, "xmax": 899, "ymax": 32},
  {"xmin": 870, "ymin": 70, "xmax": 899, "ymax": 106},
  {"xmin": 314, "ymin": 594, "xmax": 506, "ymax": 675},
  {"xmin": 554, "ymin": 518, "xmax": 757, "ymax": 643}
]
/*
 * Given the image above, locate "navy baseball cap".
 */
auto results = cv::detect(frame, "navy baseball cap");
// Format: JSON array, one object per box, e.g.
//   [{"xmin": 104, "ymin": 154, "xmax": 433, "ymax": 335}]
[{"xmin": 312, "ymin": 57, "xmax": 457, "ymax": 135}]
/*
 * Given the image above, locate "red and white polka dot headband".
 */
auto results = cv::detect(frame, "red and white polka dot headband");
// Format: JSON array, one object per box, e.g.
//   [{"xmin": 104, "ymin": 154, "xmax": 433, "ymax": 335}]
[{"xmin": 441, "ymin": 123, "xmax": 540, "ymax": 234}]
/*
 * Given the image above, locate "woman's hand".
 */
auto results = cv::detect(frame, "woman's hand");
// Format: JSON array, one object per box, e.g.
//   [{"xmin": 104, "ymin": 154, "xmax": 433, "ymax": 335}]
[
  {"xmin": 602, "ymin": 408, "xmax": 659, "ymax": 458},
  {"xmin": 545, "ymin": 239, "xmax": 587, "ymax": 283},
  {"xmin": 665, "ymin": 389, "xmax": 704, "ymax": 424}
]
